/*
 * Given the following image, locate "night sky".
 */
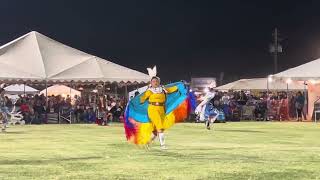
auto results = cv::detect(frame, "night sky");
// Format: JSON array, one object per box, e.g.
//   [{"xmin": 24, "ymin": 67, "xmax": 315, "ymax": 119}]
[{"xmin": 1, "ymin": 0, "xmax": 320, "ymax": 83}]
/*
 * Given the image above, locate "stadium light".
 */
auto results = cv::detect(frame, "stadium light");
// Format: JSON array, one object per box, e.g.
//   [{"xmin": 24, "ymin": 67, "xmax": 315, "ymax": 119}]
[
  {"xmin": 268, "ymin": 75, "xmax": 273, "ymax": 82},
  {"xmin": 310, "ymin": 79, "xmax": 316, "ymax": 84},
  {"xmin": 286, "ymin": 78, "xmax": 292, "ymax": 84}
]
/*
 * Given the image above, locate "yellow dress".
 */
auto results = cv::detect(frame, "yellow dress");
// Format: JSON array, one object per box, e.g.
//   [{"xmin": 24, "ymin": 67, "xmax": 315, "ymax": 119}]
[
  {"xmin": 140, "ymin": 86, "xmax": 178, "ymax": 131},
  {"xmin": 124, "ymin": 82, "xmax": 191, "ymax": 145}
]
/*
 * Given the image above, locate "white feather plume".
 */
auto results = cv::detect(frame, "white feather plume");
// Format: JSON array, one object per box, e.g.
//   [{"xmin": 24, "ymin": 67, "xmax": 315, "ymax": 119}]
[
  {"xmin": 147, "ymin": 66, "xmax": 157, "ymax": 78},
  {"xmin": 209, "ymin": 82, "xmax": 215, "ymax": 88},
  {"xmin": 0, "ymin": 83, "xmax": 5, "ymax": 89}
]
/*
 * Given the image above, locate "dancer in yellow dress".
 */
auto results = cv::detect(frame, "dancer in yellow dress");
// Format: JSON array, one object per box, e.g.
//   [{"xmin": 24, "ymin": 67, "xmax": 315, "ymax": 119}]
[
  {"xmin": 124, "ymin": 66, "xmax": 196, "ymax": 149},
  {"xmin": 140, "ymin": 76, "xmax": 178, "ymax": 149}
]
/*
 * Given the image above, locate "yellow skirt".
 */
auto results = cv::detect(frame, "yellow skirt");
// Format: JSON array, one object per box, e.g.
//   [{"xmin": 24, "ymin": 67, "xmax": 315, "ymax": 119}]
[
  {"xmin": 148, "ymin": 105, "xmax": 176, "ymax": 131},
  {"xmin": 125, "ymin": 100, "xmax": 188, "ymax": 145}
]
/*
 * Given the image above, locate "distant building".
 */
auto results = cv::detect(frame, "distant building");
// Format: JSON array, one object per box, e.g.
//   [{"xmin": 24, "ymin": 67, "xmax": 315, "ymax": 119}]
[{"xmin": 190, "ymin": 77, "xmax": 216, "ymax": 93}]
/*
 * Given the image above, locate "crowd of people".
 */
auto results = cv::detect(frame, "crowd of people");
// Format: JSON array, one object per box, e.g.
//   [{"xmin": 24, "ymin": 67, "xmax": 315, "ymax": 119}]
[
  {"xmin": 0, "ymin": 86, "xmax": 308, "ymax": 128},
  {"xmin": 197, "ymin": 90, "xmax": 306, "ymax": 122},
  {"xmin": 1, "ymin": 93, "xmax": 126, "ymax": 125}
]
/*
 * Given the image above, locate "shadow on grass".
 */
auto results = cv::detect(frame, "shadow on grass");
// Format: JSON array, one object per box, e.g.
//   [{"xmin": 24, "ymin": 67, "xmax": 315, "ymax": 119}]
[
  {"xmin": 1, "ymin": 131, "xmax": 27, "ymax": 134},
  {"xmin": 150, "ymin": 150, "xmax": 262, "ymax": 162},
  {"xmin": 151, "ymin": 149, "xmax": 320, "ymax": 164},
  {"xmin": 108, "ymin": 143, "xmax": 130, "ymax": 148},
  {"xmin": 0, "ymin": 156, "xmax": 102, "ymax": 165},
  {"xmin": 255, "ymin": 169, "xmax": 315, "ymax": 179},
  {"xmin": 201, "ymin": 169, "xmax": 315, "ymax": 180}
]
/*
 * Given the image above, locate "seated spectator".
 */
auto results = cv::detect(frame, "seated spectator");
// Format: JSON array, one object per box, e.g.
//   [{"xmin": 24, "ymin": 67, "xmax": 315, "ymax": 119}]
[
  {"xmin": 254, "ymin": 100, "xmax": 267, "ymax": 121},
  {"xmin": 20, "ymin": 101, "xmax": 30, "ymax": 113},
  {"xmin": 20, "ymin": 101, "xmax": 32, "ymax": 123},
  {"xmin": 97, "ymin": 108, "xmax": 109, "ymax": 126},
  {"xmin": 109, "ymin": 101, "xmax": 123, "ymax": 122}
]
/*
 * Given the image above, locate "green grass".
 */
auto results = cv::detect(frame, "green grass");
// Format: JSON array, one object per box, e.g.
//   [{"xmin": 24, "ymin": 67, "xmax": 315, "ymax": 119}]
[{"xmin": 0, "ymin": 122, "xmax": 320, "ymax": 180}]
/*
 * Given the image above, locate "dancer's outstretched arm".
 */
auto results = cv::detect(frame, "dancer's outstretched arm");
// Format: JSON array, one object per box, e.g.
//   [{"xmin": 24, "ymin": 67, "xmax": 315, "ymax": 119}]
[
  {"xmin": 140, "ymin": 90, "xmax": 152, "ymax": 103},
  {"xmin": 165, "ymin": 86, "xmax": 178, "ymax": 94}
]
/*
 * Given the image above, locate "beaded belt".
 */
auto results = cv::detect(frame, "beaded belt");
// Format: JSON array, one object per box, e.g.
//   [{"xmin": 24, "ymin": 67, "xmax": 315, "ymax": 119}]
[{"xmin": 150, "ymin": 102, "xmax": 165, "ymax": 106}]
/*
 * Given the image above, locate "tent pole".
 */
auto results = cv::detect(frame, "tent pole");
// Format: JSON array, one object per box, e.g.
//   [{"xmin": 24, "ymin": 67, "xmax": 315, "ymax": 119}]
[
  {"xmin": 70, "ymin": 81, "xmax": 72, "ymax": 99},
  {"xmin": 124, "ymin": 84, "xmax": 128, "ymax": 102},
  {"xmin": 45, "ymin": 80, "xmax": 48, "ymax": 107},
  {"xmin": 267, "ymin": 78, "xmax": 269, "ymax": 93},
  {"xmin": 23, "ymin": 83, "xmax": 26, "ymax": 97},
  {"xmin": 266, "ymin": 78, "xmax": 269, "ymax": 121},
  {"xmin": 304, "ymin": 81, "xmax": 308, "ymax": 121},
  {"xmin": 287, "ymin": 83, "xmax": 289, "ymax": 121},
  {"xmin": 115, "ymin": 83, "xmax": 118, "ymax": 98}
]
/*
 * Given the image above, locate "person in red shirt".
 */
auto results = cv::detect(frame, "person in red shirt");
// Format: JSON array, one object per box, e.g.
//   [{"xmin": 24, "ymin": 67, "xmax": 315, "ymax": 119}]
[
  {"xmin": 20, "ymin": 102, "xmax": 30, "ymax": 113},
  {"xmin": 20, "ymin": 101, "xmax": 31, "ymax": 123}
]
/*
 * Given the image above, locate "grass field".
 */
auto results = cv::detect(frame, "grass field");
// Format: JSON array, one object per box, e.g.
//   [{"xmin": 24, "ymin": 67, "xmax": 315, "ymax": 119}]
[{"xmin": 0, "ymin": 122, "xmax": 320, "ymax": 180}]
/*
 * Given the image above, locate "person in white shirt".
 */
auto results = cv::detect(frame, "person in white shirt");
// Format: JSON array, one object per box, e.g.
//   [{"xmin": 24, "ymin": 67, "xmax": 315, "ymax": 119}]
[{"xmin": 221, "ymin": 92, "xmax": 230, "ymax": 105}]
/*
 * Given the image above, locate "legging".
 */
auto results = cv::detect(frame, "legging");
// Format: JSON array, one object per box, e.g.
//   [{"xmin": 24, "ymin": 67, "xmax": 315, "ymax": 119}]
[{"xmin": 297, "ymin": 108, "xmax": 303, "ymax": 118}]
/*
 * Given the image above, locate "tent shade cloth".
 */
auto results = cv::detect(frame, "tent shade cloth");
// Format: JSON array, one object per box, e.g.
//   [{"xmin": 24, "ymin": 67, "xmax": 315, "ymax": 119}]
[
  {"xmin": 4, "ymin": 84, "xmax": 39, "ymax": 95},
  {"xmin": 215, "ymin": 78, "xmax": 305, "ymax": 90},
  {"xmin": 0, "ymin": 31, "xmax": 149, "ymax": 83},
  {"xmin": 272, "ymin": 58, "xmax": 320, "ymax": 81},
  {"xmin": 40, "ymin": 85, "xmax": 81, "ymax": 97}
]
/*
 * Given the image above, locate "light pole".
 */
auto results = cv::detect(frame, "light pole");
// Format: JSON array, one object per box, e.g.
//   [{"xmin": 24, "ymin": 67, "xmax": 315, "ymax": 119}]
[{"xmin": 270, "ymin": 28, "xmax": 283, "ymax": 74}]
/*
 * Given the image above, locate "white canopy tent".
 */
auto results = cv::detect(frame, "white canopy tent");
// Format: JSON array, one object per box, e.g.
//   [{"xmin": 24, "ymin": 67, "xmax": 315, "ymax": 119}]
[
  {"xmin": 215, "ymin": 80, "xmax": 248, "ymax": 90},
  {"xmin": 216, "ymin": 78, "xmax": 305, "ymax": 90},
  {"xmin": 4, "ymin": 84, "xmax": 39, "ymax": 95},
  {"xmin": 272, "ymin": 58, "xmax": 320, "ymax": 81},
  {"xmin": 271, "ymin": 58, "xmax": 320, "ymax": 121},
  {"xmin": 40, "ymin": 85, "xmax": 81, "ymax": 98},
  {"xmin": 0, "ymin": 31, "xmax": 149, "ymax": 83}
]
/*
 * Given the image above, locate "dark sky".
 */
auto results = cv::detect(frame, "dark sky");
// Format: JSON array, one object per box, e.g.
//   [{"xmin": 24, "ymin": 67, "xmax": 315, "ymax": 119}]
[{"xmin": 1, "ymin": 0, "xmax": 320, "ymax": 83}]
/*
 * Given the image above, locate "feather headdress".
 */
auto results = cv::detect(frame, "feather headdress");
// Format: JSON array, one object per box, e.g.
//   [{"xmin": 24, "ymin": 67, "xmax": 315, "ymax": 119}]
[{"xmin": 147, "ymin": 66, "xmax": 160, "ymax": 81}]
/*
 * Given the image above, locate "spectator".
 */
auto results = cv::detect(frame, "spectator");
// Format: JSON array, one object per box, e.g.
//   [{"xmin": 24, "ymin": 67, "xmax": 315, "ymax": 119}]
[
  {"xmin": 33, "ymin": 100, "xmax": 45, "ymax": 124},
  {"xmin": 109, "ymin": 101, "xmax": 124, "ymax": 122},
  {"xmin": 295, "ymin": 91, "xmax": 305, "ymax": 122},
  {"xmin": 20, "ymin": 100, "xmax": 31, "ymax": 123},
  {"xmin": 5, "ymin": 96, "xmax": 13, "ymax": 112},
  {"xmin": 221, "ymin": 92, "xmax": 230, "ymax": 105},
  {"xmin": 238, "ymin": 91, "xmax": 248, "ymax": 105},
  {"xmin": 85, "ymin": 108, "xmax": 96, "ymax": 123},
  {"xmin": 74, "ymin": 104, "xmax": 85, "ymax": 123}
]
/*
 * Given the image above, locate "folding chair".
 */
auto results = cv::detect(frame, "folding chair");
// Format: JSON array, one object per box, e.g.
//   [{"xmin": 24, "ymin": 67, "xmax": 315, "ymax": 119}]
[
  {"xmin": 314, "ymin": 103, "xmax": 320, "ymax": 122},
  {"xmin": 241, "ymin": 105, "xmax": 255, "ymax": 120},
  {"xmin": 59, "ymin": 107, "xmax": 73, "ymax": 124}
]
